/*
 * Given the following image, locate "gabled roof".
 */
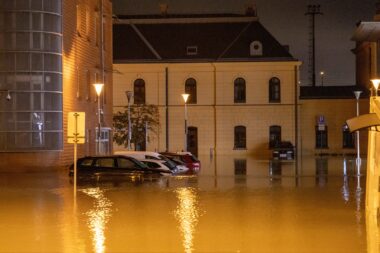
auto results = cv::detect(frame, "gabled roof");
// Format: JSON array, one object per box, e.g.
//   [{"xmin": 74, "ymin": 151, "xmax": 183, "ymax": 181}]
[
  {"xmin": 113, "ymin": 14, "xmax": 296, "ymax": 63},
  {"xmin": 351, "ymin": 21, "xmax": 380, "ymax": 42}
]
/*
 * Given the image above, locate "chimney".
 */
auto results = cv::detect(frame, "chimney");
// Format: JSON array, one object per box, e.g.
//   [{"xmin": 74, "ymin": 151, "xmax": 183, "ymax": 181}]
[
  {"xmin": 374, "ymin": 1, "xmax": 380, "ymax": 21},
  {"xmin": 245, "ymin": 3, "xmax": 257, "ymax": 17},
  {"xmin": 159, "ymin": 3, "xmax": 168, "ymax": 16}
]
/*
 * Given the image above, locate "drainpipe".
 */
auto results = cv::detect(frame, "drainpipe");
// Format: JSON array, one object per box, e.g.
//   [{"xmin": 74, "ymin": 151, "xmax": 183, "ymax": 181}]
[
  {"xmin": 165, "ymin": 67, "xmax": 169, "ymax": 152},
  {"xmin": 294, "ymin": 65, "xmax": 299, "ymax": 184},
  {"xmin": 212, "ymin": 63, "xmax": 217, "ymax": 180}
]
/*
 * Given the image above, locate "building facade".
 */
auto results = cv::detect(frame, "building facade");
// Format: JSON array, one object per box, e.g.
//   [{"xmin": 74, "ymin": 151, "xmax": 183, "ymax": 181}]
[
  {"xmin": 351, "ymin": 3, "xmax": 380, "ymax": 211},
  {"xmin": 299, "ymin": 86, "xmax": 369, "ymax": 156},
  {"xmin": 0, "ymin": 0, "xmax": 113, "ymax": 171},
  {"xmin": 113, "ymin": 12, "xmax": 301, "ymax": 158}
]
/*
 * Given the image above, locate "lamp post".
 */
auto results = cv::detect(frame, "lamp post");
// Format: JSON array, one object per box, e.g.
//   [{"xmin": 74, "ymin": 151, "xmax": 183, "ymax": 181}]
[
  {"xmin": 93, "ymin": 83, "xmax": 104, "ymax": 155},
  {"xmin": 320, "ymin": 71, "xmax": 324, "ymax": 86},
  {"xmin": 353, "ymin": 90, "xmax": 362, "ymax": 175},
  {"xmin": 182, "ymin": 93, "xmax": 189, "ymax": 152},
  {"xmin": 371, "ymin": 79, "xmax": 380, "ymax": 97},
  {"xmin": 125, "ymin": 91, "xmax": 133, "ymax": 150}
]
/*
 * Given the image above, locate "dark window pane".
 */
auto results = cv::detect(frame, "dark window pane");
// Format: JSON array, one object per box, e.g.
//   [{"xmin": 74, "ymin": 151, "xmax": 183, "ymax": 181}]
[
  {"xmin": 234, "ymin": 78, "xmax": 246, "ymax": 103},
  {"xmin": 234, "ymin": 125, "xmax": 246, "ymax": 149},
  {"xmin": 269, "ymin": 77, "xmax": 281, "ymax": 102},
  {"xmin": 316, "ymin": 126, "xmax": 328, "ymax": 148},
  {"xmin": 342, "ymin": 124, "xmax": 355, "ymax": 148},
  {"xmin": 185, "ymin": 78, "xmax": 197, "ymax": 104},
  {"xmin": 134, "ymin": 78, "xmax": 145, "ymax": 104},
  {"xmin": 269, "ymin": 125, "xmax": 281, "ymax": 148}
]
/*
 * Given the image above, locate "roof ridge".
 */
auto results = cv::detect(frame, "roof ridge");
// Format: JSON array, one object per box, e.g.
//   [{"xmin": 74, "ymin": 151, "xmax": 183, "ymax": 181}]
[{"xmin": 217, "ymin": 21, "xmax": 253, "ymax": 60}]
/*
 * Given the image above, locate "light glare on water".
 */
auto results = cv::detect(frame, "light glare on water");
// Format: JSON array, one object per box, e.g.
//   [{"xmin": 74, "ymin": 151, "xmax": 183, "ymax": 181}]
[{"xmin": 0, "ymin": 156, "xmax": 376, "ymax": 252}]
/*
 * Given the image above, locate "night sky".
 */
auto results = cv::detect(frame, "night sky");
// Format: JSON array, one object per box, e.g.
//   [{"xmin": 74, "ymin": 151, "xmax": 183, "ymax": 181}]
[{"xmin": 112, "ymin": 0, "xmax": 377, "ymax": 86}]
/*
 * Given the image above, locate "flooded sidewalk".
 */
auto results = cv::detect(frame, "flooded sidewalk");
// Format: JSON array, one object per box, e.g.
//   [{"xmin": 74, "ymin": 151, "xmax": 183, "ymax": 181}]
[{"xmin": 0, "ymin": 156, "xmax": 373, "ymax": 252}]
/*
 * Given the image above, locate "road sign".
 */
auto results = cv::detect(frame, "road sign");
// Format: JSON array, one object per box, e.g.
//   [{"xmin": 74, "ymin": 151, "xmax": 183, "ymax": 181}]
[{"xmin": 68, "ymin": 112, "xmax": 85, "ymax": 144}]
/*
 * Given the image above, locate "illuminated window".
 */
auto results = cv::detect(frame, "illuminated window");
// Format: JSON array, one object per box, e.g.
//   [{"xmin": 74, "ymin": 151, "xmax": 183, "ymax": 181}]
[
  {"xmin": 85, "ymin": 5, "xmax": 91, "ymax": 38},
  {"xmin": 185, "ymin": 78, "xmax": 197, "ymax": 104},
  {"xmin": 76, "ymin": 3, "xmax": 83, "ymax": 35},
  {"xmin": 234, "ymin": 77, "xmax": 246, "ymax": 103}
]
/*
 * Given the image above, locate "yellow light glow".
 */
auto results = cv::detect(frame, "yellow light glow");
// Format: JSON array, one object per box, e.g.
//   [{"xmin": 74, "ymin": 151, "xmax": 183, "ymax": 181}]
[
  {"xmin": 174, "ymin": 187, "xmax": 200, "ymax": 253},
  {"xmin": 81, "ymin": 188, "xmax": 113, "ymax": 253},
  {"xmin": 182, "ymin": 93, "xmax": 190, "ymax": 103},
  {"xmin": 371, "ymin": 79, "xmax": 380, "ymax": 91},
  {"xmin": 93, "ymin": 83, "xmax": 104, "ymax": 96},
  {"xmin": 320, "ymin": 71, "xmax": 324, "ymax": 76}
]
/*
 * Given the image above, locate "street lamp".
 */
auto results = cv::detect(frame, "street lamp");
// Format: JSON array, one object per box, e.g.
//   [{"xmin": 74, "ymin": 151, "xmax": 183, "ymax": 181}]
[
  {"xmin": 371, "ymin": 79, "xmax": 380, "ymax": 97},
  {"xmin": 353, "ymin": 90, "xmax": 362, "ymax": 175},
  {"xmin": 125, "ymin": 91, "xmax": 133, "ymax": 150},
  {"xmin": 320, "ymin": 71, "xmax": 324, "ymax": 86},
  {"xmin": 0, "ymin": 90, "xmax": 11, "ymax": 100},
  {"xmin": 93, "ymin": 83, "xmax": 104, "ymax": 155},
  {"xmin": 182, "ymin": 93, "xmax": 190, "ymax": 152}
]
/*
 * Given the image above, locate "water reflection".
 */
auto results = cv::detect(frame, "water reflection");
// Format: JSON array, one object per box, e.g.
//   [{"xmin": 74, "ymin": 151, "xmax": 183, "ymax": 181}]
[
  {"xmin": 174, "ymin": 187, "xmax": 200, "ymax": 253},
  {"xmin": 81, "ymin": 188, "xmax": 113, "ymax": 253},
  {"xmin": 316, "ymin": 157, "xmax": 328, "ymax": 187}
]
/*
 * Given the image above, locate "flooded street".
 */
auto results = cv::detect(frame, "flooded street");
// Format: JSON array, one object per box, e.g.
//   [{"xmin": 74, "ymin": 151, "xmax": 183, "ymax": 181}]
[{"xmin": 0, "ymin": 156, "xmax": 372, "ymax": 252}]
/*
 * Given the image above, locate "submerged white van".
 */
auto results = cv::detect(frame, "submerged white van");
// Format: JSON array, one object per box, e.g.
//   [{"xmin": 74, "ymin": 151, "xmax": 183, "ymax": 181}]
[
  {"xmin": 114, "ymin": 150, "xmax": 189, "ymax": 173},
  {"xmin": 114, "ymin": 150, "xmax": 166, "ymax": 161}
]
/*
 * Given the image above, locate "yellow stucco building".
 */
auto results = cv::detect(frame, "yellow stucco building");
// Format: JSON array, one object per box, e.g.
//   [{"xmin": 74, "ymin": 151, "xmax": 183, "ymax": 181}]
[{"xmin": 113, "ymin": 11, "xmax": 301, "ymax": 158}]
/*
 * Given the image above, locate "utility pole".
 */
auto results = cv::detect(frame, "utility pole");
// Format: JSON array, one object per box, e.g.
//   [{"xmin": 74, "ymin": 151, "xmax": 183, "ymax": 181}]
[{"xmin": 305, "ymin": 5, "xmax": 322, "ymax": 87}]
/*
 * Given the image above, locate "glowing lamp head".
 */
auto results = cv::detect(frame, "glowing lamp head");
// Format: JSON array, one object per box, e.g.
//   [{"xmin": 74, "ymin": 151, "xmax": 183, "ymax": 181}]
[
  {"xmin": 182, "ymin": 93, "xmax": 190, "ymax": 103},
  {"xmin": 93, "ymin": 83, "xmax": 104, "ymax": 96},
  {"xmin": 371, "ymin": 79, "xmax": 380, "ymax": 91},
  {"xmin": 320, "ymin": 71, "xmax": 324, "ymax": 76}
]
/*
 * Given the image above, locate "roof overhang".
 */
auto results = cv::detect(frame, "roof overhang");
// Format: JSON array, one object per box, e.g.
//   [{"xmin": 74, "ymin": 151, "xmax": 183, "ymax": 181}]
[{"xmin": 351, "ymin": 22, "xmax": 380, "ymax": 42}]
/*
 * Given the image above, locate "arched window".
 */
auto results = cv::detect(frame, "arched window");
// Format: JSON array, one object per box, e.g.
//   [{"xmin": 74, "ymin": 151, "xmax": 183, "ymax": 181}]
[
  {"xmin": 250, "ymin": 41, "xmax": 263, "ymax": 56},
  {"xmin": 234, "ymin": 126, "xmax": 246, "ymax": 149},
  {"xmin": 269, "ymin": 77, "xmax": 281, "ymax": 102},
  {"xmin": 342, "ymin": 124, "xmax": 355, "ymax": 148},
  {"xmin": 134, "ymin": 78, "xmax": 145, "ymax": 104},
  {"xmin": 269, "ymin": 125, "xmax": 281, "ymax": 148},
  {"xmin": 234, "ymin": 78, "xmax": 246, "ymax": 103},
  {"xmin": 185, "ymin": 78, "xmax": 197, "ymax": 104}
]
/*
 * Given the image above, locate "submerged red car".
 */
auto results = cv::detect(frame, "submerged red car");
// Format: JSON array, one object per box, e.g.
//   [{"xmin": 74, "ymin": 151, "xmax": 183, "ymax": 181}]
[{"xmin": 160, "ymin": 152, "xmax": 201, "ymax": 173}]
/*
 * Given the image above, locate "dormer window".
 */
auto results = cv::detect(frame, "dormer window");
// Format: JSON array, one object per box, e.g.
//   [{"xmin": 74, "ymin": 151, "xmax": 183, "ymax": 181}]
[
  {"xmin": 187, "ymin": 46, "xmax": 198, "ymax": 55},
  {"xmin": 250, "ymin": 41, "xmax": 263, "ymax": 56}
]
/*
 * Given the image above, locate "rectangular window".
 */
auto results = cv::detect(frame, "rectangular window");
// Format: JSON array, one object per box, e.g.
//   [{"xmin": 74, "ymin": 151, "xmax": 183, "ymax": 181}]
[
  {"xmin": 186, "ymin": 46, "xmax": 198, "ymax": 55},
  {"xmin": 234, "ymin": 159, "xmax": 247, "ymax": 175},
  {"xmin": 315, "ymin": 125, "xmax": 328, "ymax": 148},
  {"xmin": 95, "ymin": 13, "xmax": 100, "ymax": 47},
  {"xmin": 76, "ymin": 3, "xmax": 82, "ymax": 35},
  {"xmin": 85, "ymin": 5, "xmax": 91, "ymax": 38},
  {"xmin": 342, "ymin": 126, "xmax": 355, "ymax": 148}
]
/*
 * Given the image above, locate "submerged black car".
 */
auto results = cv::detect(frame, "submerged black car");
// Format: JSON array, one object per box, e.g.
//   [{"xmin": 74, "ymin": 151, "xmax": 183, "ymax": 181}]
[
  {"xmin": 69, "ymin": 155, "xmax": 167, "ymax": 179},
  {"xmin": 272, "ymin": 141, "xmax": 295, "ymax": 160}
]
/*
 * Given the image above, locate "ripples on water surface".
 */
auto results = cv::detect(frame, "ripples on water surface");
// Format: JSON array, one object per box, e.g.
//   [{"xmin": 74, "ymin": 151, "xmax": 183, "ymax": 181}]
[{"xmin": 0, "ymin": 157, "xmax": 373, "ymax": 252}]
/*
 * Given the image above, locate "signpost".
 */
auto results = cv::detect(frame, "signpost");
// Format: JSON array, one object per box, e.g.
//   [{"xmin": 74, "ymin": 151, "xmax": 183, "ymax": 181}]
[{"xmin": 68, "ymin": 112, "xmax": 85, "ymax": 197}]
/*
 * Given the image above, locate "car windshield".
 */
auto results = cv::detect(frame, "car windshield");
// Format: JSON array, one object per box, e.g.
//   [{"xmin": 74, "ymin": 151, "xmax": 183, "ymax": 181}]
[{"xmin": 130, "ymin": 157, "xmax": 149, "ymax": 169}]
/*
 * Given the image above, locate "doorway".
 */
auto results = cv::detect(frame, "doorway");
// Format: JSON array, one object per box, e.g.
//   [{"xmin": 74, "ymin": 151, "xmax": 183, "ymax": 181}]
[{"xmin": 187, "ymin": 127, "xmax": 198, "ymax": 157}]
